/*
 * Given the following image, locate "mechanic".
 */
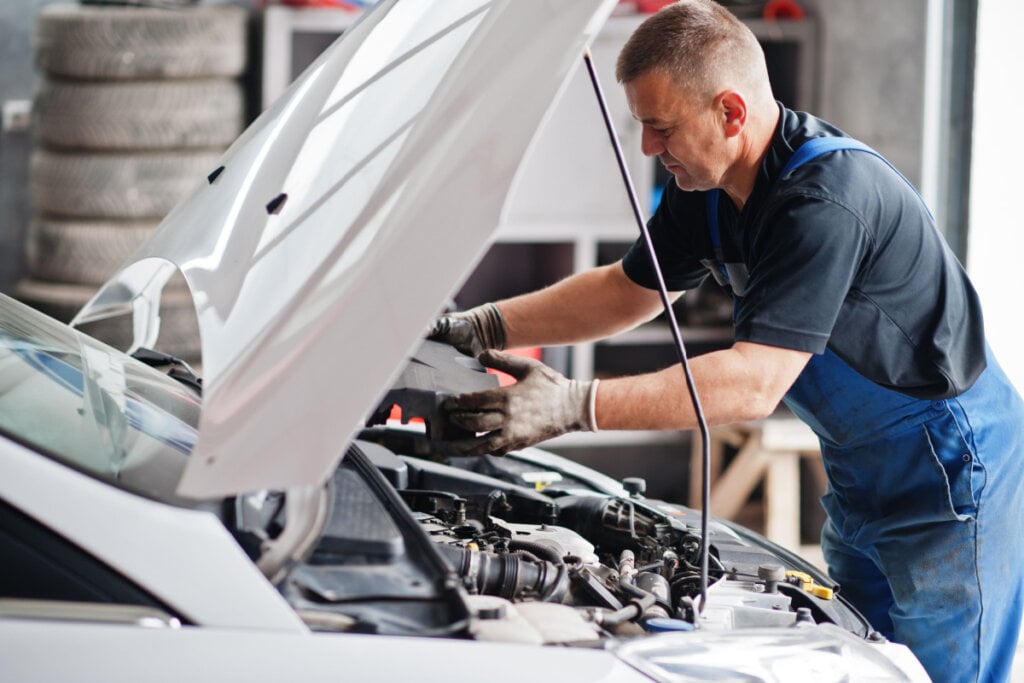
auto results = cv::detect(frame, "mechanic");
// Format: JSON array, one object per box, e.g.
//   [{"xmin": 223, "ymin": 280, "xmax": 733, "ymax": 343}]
[{"xmin": 429, "ymin": 1, "xmax": 1024, "ymax": 680}]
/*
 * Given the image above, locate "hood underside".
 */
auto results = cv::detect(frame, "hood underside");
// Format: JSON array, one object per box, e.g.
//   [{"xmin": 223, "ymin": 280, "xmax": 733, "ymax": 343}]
[{"xmin": 73, "ymin": 0, "xmax": 617, "ymax": 498}]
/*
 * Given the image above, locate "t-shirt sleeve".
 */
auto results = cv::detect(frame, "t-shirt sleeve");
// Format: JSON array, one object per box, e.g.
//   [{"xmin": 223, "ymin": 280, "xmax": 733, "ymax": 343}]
[
  {"xmin": 621, "ymin": 182, "xmax": 710, "ymax": 292},
  {"xmin": 733, "ymin": 192, "xmax": 871, "ymax": 353}
]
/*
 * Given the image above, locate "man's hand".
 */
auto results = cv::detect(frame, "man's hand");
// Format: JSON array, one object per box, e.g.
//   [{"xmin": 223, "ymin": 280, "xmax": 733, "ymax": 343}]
[
  {"xmin": 442, "ymin": 350, "xmax": 598, "ymax": 456},
  {"xmin": 427, "ymin": 303, "xmax": 506, "ymax": 357}
]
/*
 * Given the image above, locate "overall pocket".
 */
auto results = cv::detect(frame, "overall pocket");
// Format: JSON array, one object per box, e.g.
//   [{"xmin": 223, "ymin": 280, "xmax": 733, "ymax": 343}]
[
  {"xmin": 922, "ymin": 409, "xmax": 985, "ymax": 521},
  {"xmin": 820, "ymin": 410, "xmax": 984, "ymax": 544}
]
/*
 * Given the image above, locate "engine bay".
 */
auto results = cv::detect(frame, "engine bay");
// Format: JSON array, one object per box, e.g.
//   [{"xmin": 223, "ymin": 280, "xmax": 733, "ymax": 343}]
[
  {"xmin": 247, "ymin": 341, "xmax": 872, "ymax": 644},
  {"xmin": 269, "ymin": 436, "xmax": 867, "ymax": 644}
]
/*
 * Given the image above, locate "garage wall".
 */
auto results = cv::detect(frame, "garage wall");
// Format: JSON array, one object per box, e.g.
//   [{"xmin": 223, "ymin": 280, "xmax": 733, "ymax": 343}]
[{"xmin": 807, "ymin": 0, "xmax": 928, "ymax": 185}]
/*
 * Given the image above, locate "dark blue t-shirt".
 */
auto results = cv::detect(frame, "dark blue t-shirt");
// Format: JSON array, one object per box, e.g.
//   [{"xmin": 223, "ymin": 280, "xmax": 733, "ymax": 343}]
[{"xmin": 622, "ymin": 105, "xmax": 985, "ymax": 399}]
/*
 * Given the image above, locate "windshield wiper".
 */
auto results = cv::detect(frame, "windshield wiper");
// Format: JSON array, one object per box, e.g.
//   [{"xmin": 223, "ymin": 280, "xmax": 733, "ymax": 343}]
[{"xmin": 132, "ymin": 347, "xmax": 203, "ymax": 395}]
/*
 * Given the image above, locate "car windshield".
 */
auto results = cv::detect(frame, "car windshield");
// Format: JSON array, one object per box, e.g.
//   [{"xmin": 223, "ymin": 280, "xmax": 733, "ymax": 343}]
[{"xmin": 0, "ymin": 295, "xmax": 200, "ymax": 504}]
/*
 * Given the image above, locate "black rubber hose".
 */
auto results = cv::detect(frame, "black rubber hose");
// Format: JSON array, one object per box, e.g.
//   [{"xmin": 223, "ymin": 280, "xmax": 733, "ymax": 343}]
[
  {"xmin": 540, "ymin": 562, "xmax": 570, "ymax": 602},
  {"xmin": 508, "ymin": 538, "xmax": 564, "ymax": 565},
  {"xmin": 600, "ymin": 578, "xmax": 658, "ymax": 627},
  {"xmin": 436, "ymin": 544, "xmax": 567, "ymax": 603}
]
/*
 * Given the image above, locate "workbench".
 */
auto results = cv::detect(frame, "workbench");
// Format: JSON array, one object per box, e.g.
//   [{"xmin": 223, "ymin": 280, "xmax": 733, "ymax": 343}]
[{"xmin": 689, "ymin": 414, "xmax": 826, "ymax": 552}]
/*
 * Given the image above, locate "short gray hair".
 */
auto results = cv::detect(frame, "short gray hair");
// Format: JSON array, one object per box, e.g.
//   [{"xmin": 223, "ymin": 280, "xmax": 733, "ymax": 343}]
[{"xmin": 616, "ymin": 0, "xmax": 770, "ymax": 100}]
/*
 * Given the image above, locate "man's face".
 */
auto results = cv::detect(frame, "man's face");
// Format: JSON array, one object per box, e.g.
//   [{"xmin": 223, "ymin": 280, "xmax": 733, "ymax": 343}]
[{"xmin": 624, "ymin": 70, "xmax": 728, "ymax": 192}]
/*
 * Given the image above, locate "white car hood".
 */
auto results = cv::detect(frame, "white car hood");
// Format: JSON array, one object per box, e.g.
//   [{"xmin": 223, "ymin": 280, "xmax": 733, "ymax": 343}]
[{"xmin": 74, "ymin": 0, "xmax": 617, "ymax": 499}]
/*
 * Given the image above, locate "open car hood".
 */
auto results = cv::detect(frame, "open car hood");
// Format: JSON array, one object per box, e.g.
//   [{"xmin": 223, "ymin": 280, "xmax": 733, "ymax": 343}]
[{"xmin": 73, "ymin": 0, "xmax": 617, "ymax": 499}]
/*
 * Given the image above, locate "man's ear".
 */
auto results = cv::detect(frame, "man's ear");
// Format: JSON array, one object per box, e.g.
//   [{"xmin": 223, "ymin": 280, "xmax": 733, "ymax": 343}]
[{"xmin": 718, "ymin": 91, "xmax": 747, "ymax": 137}]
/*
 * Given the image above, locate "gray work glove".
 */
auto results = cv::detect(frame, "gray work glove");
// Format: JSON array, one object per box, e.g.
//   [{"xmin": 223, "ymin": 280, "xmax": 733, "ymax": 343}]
[
  {"xmin": 442, "ymin": 350, "xmax": 599, "ymax": 456},
  {"xmin": 428, "ymin": 303, "xmax": 506, "ymax": 357}
]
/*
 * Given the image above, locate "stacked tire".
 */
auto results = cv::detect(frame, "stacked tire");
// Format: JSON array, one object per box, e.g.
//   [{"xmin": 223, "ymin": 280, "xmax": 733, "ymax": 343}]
[{"xmin": 16, "ymin": 3, "xmax": 249, "ymax": 363}]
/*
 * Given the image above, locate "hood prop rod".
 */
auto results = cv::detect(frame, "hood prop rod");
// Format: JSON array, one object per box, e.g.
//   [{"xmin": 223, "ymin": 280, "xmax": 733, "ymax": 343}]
[{"xmin": 582, "ymin": 49, "xmax": 712, "ymax": 615}]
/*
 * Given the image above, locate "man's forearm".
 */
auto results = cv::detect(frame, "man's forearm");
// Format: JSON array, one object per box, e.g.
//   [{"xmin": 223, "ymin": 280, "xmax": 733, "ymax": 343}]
[
  {"xmin": 496, "ymin": 263, "xmax": 673, "ymax": 348},
  {"xmin": 594, "ymin": 342, "xmax": 812, "ymax": 430}
]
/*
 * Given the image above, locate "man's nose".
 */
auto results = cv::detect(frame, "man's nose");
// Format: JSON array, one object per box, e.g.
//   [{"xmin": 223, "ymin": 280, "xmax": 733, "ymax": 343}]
[{"xmin": 640, "ymin": 126, "xmax": 663, "ymax": 157}]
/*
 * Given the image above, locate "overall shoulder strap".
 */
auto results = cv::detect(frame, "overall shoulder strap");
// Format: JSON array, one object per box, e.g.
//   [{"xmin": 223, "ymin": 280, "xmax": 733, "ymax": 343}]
[
  {"xmin": 706, "ymin": 137, "xmax": 875, "ymax": 259},
  {"xmin": 704, "ymin": 190, "xmax": 730, "ymax": 285},
  {"xmin": 777, "ymin": 136, "xmax": 877, "ymax": 179},
  {"xmin": 703, "ymin": 136, "xmax": 930, "ymax": 294},
  {"xmin": 776, "ymin": 136, "xmax": 931, "ymax": 218}
]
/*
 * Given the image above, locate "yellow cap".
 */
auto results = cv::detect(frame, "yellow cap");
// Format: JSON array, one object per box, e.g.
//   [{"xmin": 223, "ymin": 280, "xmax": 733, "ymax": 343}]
[{"xmin": 785, "ymin": 570, "xmax": 833, "ymax": 600}]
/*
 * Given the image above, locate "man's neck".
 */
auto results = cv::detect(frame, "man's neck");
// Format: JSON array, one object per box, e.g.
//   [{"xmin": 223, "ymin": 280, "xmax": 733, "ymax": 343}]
[{"xmin": 722, "ymin": 103, "xmax": 780, "ymax": 211}]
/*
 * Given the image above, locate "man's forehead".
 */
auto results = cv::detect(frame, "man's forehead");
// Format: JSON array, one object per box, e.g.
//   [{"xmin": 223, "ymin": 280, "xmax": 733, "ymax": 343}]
[
  {"xmin": 625, "ymin": 74, "xmax": 693, "ymax": 122},
  {"xmin": 628, "ymin": 101, "xmax": 678, "ymax": 125}
]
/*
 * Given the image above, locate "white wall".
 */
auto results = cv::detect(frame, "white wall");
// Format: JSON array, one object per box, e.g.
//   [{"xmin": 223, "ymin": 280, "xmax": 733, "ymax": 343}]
[{"xmin": 967, "ymin": 0, "xmax": 1024, "ymax": 394}]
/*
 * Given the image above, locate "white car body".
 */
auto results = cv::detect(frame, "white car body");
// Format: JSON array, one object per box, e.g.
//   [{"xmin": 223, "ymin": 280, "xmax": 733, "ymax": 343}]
[{"xmin": 0, "ymin": 1, "xmax": 929, "ymax": 680}]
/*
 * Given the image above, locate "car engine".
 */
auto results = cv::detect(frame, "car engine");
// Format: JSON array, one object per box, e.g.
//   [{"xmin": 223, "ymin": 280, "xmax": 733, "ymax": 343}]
[{"xmin": 257, "ymin": 341, "xmax": 870, "ymax": 644}]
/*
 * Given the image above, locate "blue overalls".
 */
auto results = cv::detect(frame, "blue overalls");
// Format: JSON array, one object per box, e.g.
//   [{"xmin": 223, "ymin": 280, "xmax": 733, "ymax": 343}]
[{"xmin": 706, "ymin": 137, "xmax": 1024, "ymax": 682}]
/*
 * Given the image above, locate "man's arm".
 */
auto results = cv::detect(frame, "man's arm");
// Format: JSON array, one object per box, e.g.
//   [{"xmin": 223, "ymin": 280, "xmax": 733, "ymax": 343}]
[
  {"xmin": 496, "ymin": 261, "xmax": 679, "ymax": 348},
  {"xmin": 443, "ymin": 339, "xmax": 811, "ymax": 456},
  {"xmin": 596, "ymin": 341, "xmax": 812, "ymax": 429}
]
